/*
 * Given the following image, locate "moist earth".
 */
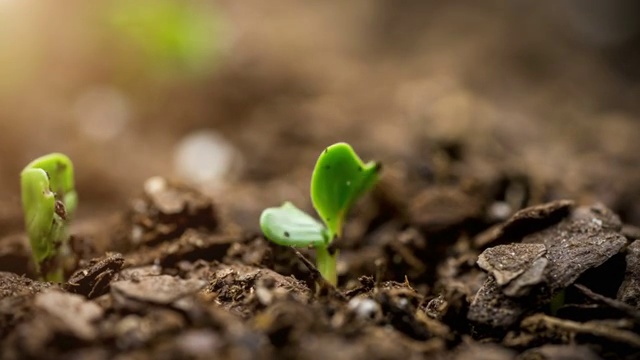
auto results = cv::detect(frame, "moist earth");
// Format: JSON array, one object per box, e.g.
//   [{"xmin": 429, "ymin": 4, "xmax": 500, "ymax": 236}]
[{"xmin": 0, "ymin": 170, "xmax": 639, "ymax": 360}]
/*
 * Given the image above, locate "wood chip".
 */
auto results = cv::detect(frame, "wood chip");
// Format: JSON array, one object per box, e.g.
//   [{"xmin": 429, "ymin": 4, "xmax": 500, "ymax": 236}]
[
  {"xmin": 477, "ymin": 243, "xmax": 546, "ymax": 293},
  {"xmin": 618, "ymin": 240, "xmax": 640, "ymax": 309},
  {"xmin": 474, "ymin": 200, "xmax": 573, "ymax": 248}
]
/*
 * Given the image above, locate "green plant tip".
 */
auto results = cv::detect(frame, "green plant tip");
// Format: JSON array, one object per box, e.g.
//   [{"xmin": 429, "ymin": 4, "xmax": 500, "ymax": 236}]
[
  {"xmin": 23, "ymin": 153, "xmax": 77, "ymax": 216},
  {"xmin": 311, "ymin": 142, "xmax": 380, "ymax": 238},
  {"xmin": 21, "ymin": 153, "xmax": 77, "ymax": 282},
  {"xmin": 260, "ymin": 202, "xmax": 329, "ymax": 247}
]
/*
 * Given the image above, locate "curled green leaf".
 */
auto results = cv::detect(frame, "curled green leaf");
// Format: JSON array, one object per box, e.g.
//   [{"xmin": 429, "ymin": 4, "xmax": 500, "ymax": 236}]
[
  {"xmin": 21, "ymin": 168, "xmax": 58, "ymax": 264},
  {"xmin": 20, "ymin": 153, "xmax": 77, "ymax": 282},
  {"xmin": 310, "ymin": 142, "xmax": 380, "ymax": 238},
  {"xmin": 23, "ymin": 153, "xmax": 77, "ymax": 217}
]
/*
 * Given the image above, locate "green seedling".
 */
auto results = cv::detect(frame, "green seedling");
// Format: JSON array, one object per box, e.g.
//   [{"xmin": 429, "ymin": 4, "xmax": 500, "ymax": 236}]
[
  {"xmin": 21, "ymin": 153, "xmax": 77, "ymax": 282},
  {"xmin": 260, "ymin": 143, "xmax": 380, "ymax": 285}
]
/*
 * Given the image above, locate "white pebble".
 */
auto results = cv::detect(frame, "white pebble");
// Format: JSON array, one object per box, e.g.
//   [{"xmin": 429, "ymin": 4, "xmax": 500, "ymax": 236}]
[{"xmin": 348, "ymin": 297, "xmax": 380, "ymax": 320}]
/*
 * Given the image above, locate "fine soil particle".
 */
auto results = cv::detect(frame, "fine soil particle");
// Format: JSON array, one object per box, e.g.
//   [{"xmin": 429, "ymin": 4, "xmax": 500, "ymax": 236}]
[{"xmin": 0, "ymin": 271, "xmax": 50, "ymax": 298}]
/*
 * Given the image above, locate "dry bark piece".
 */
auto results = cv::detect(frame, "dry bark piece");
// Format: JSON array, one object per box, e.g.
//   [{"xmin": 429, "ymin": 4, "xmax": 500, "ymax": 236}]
[
  {"xmin": 469, "ymin": 203, "xmax": 627, "ymax": 328},
  {"xmin": 111, "ymin": 275, "xmax": 207, "ymax": 310},
  {"xmin": 523, "ymin": 204, "xmax": 626, "ymax": 292},
  {"xmin": 474, "ymin": 200, "xmax": 574, "ymax": 248},
  {"xmin": 504, "ymin": 257, "xmax": 548, "ymax": 297},
  {"xmin": 477, "ymin": 244, "xmax": 544, "ymax": 286},
  {"xmin": 477, "ymin": 243, "xmax": 547, "ymax": 297},
  {"xmin": 65, "ymin": 253, "xmax": 124, "ymax": 299},
  {"xmin": 618, "ymin": 240, "xmax": 640, "ymax": 309},
  {"xmin": 33, "ymin": 290, "xmax": 103, "ymax": 341},
  {"xmin": 517, "ymin": 344, "xmax": 602, "ymax": 360}
]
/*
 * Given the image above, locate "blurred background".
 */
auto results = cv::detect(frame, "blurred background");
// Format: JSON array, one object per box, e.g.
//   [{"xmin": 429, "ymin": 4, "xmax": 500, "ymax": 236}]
[{"xmin": 1, "ymin": 0, "xmax": 640, "ymax": 236}]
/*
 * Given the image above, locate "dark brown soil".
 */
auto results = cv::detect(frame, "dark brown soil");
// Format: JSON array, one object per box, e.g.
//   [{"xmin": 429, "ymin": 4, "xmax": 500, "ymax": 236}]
[
  {"xmin": 1, "ymin": 171, "xmax": 639, "ymax": 359},
  {"xmin": 2, "ymin": 2, "xmax": 640, "ymax": 359}
]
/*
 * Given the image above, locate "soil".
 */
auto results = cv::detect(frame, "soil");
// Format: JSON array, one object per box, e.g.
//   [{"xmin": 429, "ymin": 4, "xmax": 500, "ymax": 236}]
[
  {"xmin": 2, "ymin": 2, "xmax": 640, "ymax": 359},
  {"xmin": 0, "ymin": 170, "xmax": 639, "ymax": 359}
]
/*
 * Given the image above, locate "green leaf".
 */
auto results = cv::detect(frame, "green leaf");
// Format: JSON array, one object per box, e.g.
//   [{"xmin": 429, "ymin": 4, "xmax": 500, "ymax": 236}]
[
  {"xmin": 310, "ymin": 142, "xmax": 380, "ymax": 238},
  {"xmin": 20, "ymin": 168, "xmax": 59, "ymax": 263},
  {"xmin": 260, "ymin": 202, "xmax": 328, "ymax": 247},
  {"xmin": 23, "ymin": 153, "xmax": 77, "ymax": 217}
]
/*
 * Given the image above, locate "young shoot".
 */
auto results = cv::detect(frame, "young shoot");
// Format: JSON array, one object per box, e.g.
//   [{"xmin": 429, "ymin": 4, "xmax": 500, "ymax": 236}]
[
  {"xmin": 21, "ymin": 153, "xmax": 77, "ymax": 282},
  {"xmin": 260, "ymin": 143, "xmax": 380, "ymax": 285}
]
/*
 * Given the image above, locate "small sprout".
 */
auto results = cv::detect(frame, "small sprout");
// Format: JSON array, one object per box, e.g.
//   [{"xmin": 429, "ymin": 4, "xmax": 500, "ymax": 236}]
[
  {"xmin": 260, "ymin": 143, "xmax": 380, "ymax": 285},
  {"xmin": 21, "ymin": 153, "xmax": 77, "ymax": 282}
]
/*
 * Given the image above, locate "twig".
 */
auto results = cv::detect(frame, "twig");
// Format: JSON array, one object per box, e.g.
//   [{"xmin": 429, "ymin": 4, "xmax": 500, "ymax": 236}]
[
  {"xmin": 290, "ymin": 247, "xmax": 346, "ymax": 301},
  {"xmin": 574, "ymin": 283, "xmax": 640, "ymax": 323}
]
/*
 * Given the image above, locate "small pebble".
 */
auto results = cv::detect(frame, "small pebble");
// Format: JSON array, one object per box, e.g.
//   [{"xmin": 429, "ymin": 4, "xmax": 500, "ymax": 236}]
[
  {"xmin": 488, "ymin": 201, "xmax": 512, "ymax": 221},
  {"xmin": 348, "ymin": 297, "xmax": 381, "ymax": 320}
]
